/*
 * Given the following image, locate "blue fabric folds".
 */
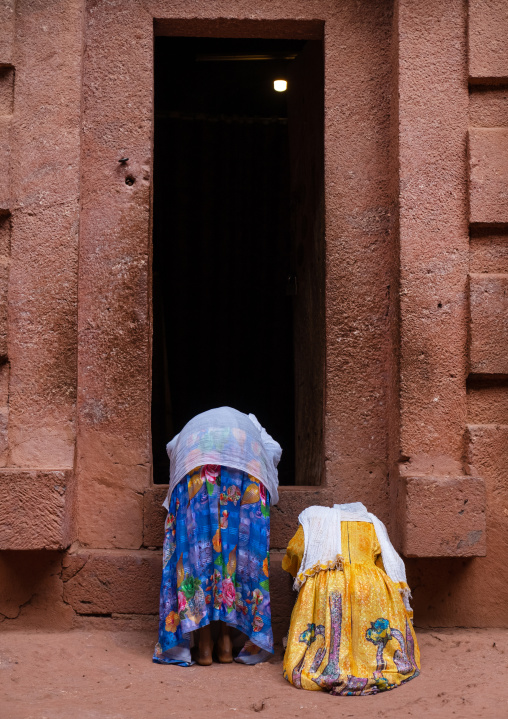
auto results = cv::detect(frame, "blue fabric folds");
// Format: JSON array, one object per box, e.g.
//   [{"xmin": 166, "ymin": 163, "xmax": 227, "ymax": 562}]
[{"xmin": 154, "ymin": 465, "xmax": 273, "ymax": 665}]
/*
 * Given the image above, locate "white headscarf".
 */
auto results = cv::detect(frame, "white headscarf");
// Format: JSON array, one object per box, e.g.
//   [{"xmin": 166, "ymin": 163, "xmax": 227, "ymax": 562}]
[
  {"xmin": 163, "ymin": 406, "xmax": 282, "ymax": 509},
  {"xmin": 295, "ymin": 503, "xmax": 411, "ymax": 608}
]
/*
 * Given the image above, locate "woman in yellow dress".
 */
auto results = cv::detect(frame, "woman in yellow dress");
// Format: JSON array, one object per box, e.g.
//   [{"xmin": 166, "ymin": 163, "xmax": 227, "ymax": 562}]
[{"xmin": 282, "ymin": 503, "xmax": 420, "ymax": 695}]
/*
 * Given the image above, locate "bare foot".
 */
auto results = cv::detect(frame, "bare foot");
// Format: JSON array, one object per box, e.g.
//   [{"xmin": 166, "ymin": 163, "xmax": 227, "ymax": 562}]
[
  {"xmin": 216, "ymin": 622, "xmax": 233, "ymax": 663},
  {"xmin": 197, "ymin": 625, "xmax": 213, "ymax": 666}
]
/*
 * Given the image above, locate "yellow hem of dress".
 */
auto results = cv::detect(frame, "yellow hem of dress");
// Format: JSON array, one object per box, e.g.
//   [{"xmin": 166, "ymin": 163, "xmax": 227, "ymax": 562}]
[{"xmin": 293, "ymin": 554, "xmax": 344, "ymax": 591}]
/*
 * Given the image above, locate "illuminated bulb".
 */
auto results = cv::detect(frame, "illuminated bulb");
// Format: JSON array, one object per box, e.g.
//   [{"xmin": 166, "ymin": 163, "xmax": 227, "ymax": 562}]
[{"xmin": 273, "ymin": 79, "xmax": 288, "ymax": 92}]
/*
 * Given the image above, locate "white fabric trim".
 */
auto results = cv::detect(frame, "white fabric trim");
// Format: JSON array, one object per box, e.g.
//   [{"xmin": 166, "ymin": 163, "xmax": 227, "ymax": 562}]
[
  {"xmin": 162, "ymin": 407, "xmax": 281, "ymax": 509},
  {"xmin": 367, "ymin": 513, "xmax": 408, "ymax": 586},
  {"xmin": 297, "ymin": 505, "xmax": 344, "ymax": 591},
  {"xmin": 294, "ymin": 503, "xmax": 411, "ymax": 608}
]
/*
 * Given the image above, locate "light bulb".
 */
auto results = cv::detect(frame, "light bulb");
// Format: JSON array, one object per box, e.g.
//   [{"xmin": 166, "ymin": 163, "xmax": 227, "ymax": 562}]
[{"xmin": 273, "ymin": 79, "xmax": 288, "ymax": 92}]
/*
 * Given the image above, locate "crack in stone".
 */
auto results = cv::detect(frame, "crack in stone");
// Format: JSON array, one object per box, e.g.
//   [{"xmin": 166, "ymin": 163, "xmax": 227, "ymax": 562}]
[
  {"xmin": 0, "ymin": 592, "xmax": 37, "ymax": 622},
  {"xmin": 60, "ymin": 552, "xmax": 89, "ymax": 583}
]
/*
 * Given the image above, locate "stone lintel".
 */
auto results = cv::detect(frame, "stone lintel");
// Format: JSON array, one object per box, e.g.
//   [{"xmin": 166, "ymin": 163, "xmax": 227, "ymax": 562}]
[
  {"xmin": 0, "ymin": 469, "xmax": 75, "ymax": 550},
  {"xmin": 400, "ymin": 475, "xmax": 486, "ymax": 557}
]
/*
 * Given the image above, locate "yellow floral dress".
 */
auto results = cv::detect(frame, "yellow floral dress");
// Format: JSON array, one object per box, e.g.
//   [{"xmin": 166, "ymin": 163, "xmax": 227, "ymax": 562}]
[{"xmin": 282, "ymin": 522, "xmax": 420, "ymax": 695}]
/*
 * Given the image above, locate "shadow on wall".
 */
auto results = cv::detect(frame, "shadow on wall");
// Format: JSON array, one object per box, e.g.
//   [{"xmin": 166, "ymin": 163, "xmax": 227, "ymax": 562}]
[
  {"xmin": 0, "ymin": 550, "xmax": 496, "ymax": 633},
  {"xmin": 407, "ymin": 557, "xmax": 487, "ymax": 626},
  {"xmin": 0, "ymin": 551, "xmax": 73, "ymax": 628}
]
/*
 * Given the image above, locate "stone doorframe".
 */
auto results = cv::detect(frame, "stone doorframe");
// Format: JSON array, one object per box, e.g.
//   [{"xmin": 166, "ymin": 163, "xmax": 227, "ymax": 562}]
[
  {"xmin": 2, "ymin": 1, "xmax": 487, "ymax": 557},
  {"xmin": 76, "ymin": 0, "xmax": 486, "ymax": 558}
]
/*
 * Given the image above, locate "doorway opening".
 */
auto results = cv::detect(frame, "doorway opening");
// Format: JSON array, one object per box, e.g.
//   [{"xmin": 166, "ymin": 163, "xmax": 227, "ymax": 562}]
[{"xmin": 151, "ymin": 35, "xmax": 324, "ymax": 486}]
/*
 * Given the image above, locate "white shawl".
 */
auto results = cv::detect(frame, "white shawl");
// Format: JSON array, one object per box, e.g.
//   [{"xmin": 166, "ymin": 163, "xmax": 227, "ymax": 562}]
[
  {"xmin": 295, "ymin": 503, "xmax": 411, "ymax": 609},
  {"xmin": 163, "ymin": 407, "xmax": 282, "ymax": 509}
]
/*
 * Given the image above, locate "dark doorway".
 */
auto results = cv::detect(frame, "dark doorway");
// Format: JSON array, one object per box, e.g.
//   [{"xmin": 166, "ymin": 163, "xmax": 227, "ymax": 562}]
[{"xmin": 152, "ymin": 36, "xmax": 324, "ymax": 486}]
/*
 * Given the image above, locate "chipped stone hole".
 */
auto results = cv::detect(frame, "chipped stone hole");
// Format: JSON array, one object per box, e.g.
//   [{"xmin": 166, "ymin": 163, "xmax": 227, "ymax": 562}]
[
  {"xmin": 125, "ymin": 175, "xmax": 135, "ymax": 186},
  {"xmin": 0, "ymin": 65, "xmax": 15, "ymax": 115}
]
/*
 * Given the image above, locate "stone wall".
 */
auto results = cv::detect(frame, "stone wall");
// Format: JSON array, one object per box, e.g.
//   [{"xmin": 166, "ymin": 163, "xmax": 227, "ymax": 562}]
[{"xmin": 0, "ymin": 0, "xmax": 507, "ymax": 635}]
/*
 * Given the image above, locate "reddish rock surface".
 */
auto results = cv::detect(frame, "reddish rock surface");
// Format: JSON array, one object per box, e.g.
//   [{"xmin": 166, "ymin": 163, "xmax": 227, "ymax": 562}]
[
  {"xmin": 469, "ymin": 128, "xmax": 508, "ymax": 224},
  {"xmin": 399, "ymin": 475, "xmax": 486, "ymax": 557},
  {"xmin": 1, "ymin": 628, "xmax": 507, "ymax": 719},
  {"xmin": 1, "ymin": 0, "xmax": 508, "ymax": 640},
  {"xmin": 63, "ymin": 550, "xmax": 162, "ymax": 616},
  {"xmin": 469, "ymin": 0, "xmax": 508, "ymax": 80},
  {"xmin": 0, "ymin": 470, "xmax": 75, "ymax": 550},
  {"xmin": 470, "ymin": 87, "xmax": 508, "ymax": 127},
  {"xmin": 469, "ymin": 274, "xmax": 508, "ymax": 375},
  {"xmin": 8, "ymin": 0, "xmax": 82, "ymax": 469}
]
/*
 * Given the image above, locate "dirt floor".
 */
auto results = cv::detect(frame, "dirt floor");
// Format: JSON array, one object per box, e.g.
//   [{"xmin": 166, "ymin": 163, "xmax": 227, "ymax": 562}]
[{"xmin": 1, "ymin": 628, "xmax": 507, "ymax": 719}]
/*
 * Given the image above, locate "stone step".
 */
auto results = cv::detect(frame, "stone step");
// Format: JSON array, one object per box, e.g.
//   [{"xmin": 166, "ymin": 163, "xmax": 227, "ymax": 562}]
[{"xmin": 62, "ymin": 548, "xmax": 295, "ymax": 644}]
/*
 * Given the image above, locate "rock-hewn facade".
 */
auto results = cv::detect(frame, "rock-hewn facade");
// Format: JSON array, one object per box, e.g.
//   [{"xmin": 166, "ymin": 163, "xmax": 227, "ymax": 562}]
[{"xmin": 1, "ymin": 0, "xmax": 507, "ymax": 634}]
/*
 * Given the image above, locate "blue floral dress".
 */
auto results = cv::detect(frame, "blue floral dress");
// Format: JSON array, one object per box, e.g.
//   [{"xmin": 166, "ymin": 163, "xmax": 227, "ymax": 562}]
[{"xmin": 153, "ymin": 465, "xmax": 273, "ymax": 666}]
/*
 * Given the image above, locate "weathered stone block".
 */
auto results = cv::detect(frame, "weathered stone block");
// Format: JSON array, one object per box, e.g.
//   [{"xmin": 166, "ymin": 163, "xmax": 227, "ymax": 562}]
[
  {"xmin": 0, "ymin": 469, "xmax": 75, "ymax": 550},
  {"xmin": 77, "ymin": 432, "xmax": 149, "ymax": 549},
  {"xmin": 469, "ymin": 273, "xmax": 508, "ymax": 375},
  {"xmin": 62, "ymin": 547, "xmax": 295, "ymax": 636},
  {"xmin": 0, "ymin": 1, "xmax": 14, "ymax": 66},
  {"xmin": 271, "ymin": 487, "xmax": 333, "ymax": 549},
  {"xmin": 0, "ymin": 548, "xmax": 75, "ymax": 628},
  {"xmin": 0, "ymin": 117, "xmax": 10, "ymax": 208},
  {"xmin": 469, "ymin": 229, "xmax": 508, "ymax": 275},
  {"xmin": 8, "ymin": 0, "xmax": 82, "ymax": 472},
  {"xmin": 78, "ymin": 480, "xmax": 144, "ymax": 550},
  {"xmin": 467, "ymin": 381, "xmax": 508, "ymax": 425},
  {"xmin": 0, "ymin": 406, "xmax": 8, "ymax": 465},
  {"xmin": 469, "ymin": 0, "xmax": 508, "ymax": 80},
  {"xmin": 469, "ymin": 128, "xmax": 508, "ymax": 224},
  {"xmin": 468, "ymin": 424, "xmax": 508, "ymax": 545},
  {"xmin": 0, "ymin": 257, "xmax": 9, "ymax": 359},
  {"xmin": 469, "ymin": 88, "xmax": 508, "ymax": 129},
  {"xmin": 400, "ymin": 475, "xmax": 486, "ymax": 557},
  {"xmin": 143, "ymin": 486, "xmax": 166, "ymax": 548},
  {"xmin": 269, "ymin": 551, "xmax": 295, "ymax": 620},
  {"xmin": 63, "ymin": 549, "xmax": 161, "ymax": 615},
  {"xmin": 269, "ymin": 551, "xmax": 295, "ymax": 644}
]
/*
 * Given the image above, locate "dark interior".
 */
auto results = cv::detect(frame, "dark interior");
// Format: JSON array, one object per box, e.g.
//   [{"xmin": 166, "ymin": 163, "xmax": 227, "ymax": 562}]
[{"xmin": 151, "ymin": 37, "xmax": 309, "ymax": 485}]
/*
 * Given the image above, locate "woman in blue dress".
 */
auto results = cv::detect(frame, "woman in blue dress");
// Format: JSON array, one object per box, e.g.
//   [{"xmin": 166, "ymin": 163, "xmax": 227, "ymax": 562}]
[{"xmin": 153, "ymin": 407, "xmax": 281, "ymax": 666}]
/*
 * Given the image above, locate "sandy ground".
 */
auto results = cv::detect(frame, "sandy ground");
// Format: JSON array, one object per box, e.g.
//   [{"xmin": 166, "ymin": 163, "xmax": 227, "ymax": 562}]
[{"xmin": 1, "ymin": 628, "xmax": 507, "ymax": 719}]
